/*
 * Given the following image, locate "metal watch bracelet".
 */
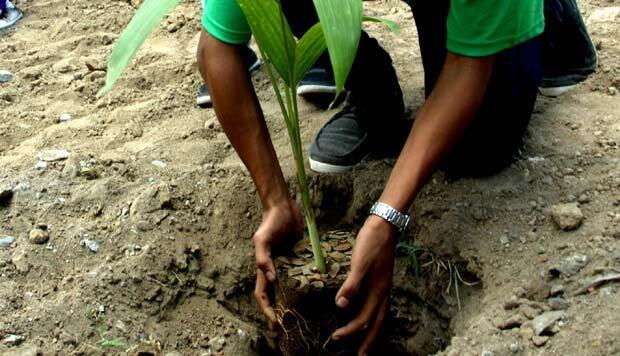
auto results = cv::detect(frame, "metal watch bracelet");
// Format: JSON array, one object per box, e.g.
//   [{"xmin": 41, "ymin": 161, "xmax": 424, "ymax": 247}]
[{"xmin": 369, "ymin": 201, "xmax": 411, "ymax": 232}]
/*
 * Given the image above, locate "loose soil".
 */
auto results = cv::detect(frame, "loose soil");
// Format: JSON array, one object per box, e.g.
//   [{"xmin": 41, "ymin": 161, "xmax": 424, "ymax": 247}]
[{"xmin": 1, "ymin": 0, "xmax": 619, "ymax": 355}]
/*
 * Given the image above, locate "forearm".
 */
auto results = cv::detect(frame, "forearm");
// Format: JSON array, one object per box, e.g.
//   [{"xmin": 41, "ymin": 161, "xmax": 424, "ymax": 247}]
[
  {"xmin": 379, "ymin": 53, "xmax": 495, "ymax": 211},
  {"xmin": 197, "ymin": 31, "xmax": 289, "ymax": 210}
]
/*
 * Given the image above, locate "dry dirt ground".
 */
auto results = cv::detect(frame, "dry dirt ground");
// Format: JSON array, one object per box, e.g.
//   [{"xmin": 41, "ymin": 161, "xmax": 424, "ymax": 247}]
[{"xmin": 1, "ymin": 0, "xmax": 619, "ymax": 355}]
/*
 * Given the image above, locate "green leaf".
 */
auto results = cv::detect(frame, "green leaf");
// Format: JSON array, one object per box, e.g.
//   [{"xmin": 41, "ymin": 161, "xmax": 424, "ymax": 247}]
[
  {"xmin": 312, "ymin": 0, "xmax": 363, "ymax": 95},
  {"xmin": 293, "ymin": 22, "xmax": 326, "ymax": 86},
  {"xmin": 97, "ymin": 0, "xmax": 181, "ymax": 97},
  {"xmin": 236, "ymin": 0, "xmax": 296, "ymax": 87},
  {"xmin": 363, "ymin": 15, "xmax": 399, "ymax": 33}
]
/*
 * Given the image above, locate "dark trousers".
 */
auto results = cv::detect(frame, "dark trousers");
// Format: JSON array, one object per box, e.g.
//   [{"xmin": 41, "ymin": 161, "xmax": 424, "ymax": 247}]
[
  {"xmin": 0, "ymin": 0, "xmax": 7, "ymax": 14},
  {"xmin": 283, "ymin": 0, "xmax": 544, "ymax": 177},
  {"xmin": 408, "ymin": 1, "xmax": 544, "ymax": 177}
]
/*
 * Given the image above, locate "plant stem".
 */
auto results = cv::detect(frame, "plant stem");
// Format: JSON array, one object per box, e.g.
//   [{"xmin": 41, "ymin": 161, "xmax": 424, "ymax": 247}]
[
  {"xmin": 258, "ymin": 53, "xmax": 326, "ymax": 273},
  {"xmin": 285, "ymin": 85, "xmax": 326, "ymax": 274}
]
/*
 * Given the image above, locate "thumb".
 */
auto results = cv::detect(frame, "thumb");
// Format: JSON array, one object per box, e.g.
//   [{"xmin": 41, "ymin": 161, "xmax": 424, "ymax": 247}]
[{"xmin": 335, "ymin": 268, "xmax": 365, "ymax": 308}]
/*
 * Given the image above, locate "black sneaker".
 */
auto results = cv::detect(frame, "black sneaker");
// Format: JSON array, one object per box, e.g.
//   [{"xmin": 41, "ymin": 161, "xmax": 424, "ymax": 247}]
[
  {"xmin": 296, "ymin": 68, "xmax": 336, "ymax": 97},
  {"xmin": 309, "ymin": 100, "xmax": 370, "ymax": 173},
  {"xmin": 309, "ymin": 95, "xmax": 410, "ymax": 173},
  {"xmin": 197, "ymin": 46, "xmax": 262, "ymax": 107}
]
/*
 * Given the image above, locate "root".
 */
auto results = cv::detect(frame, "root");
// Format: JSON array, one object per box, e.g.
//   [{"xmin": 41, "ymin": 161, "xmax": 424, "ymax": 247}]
[{"xmin": 274, "ymin": 302, "xmax": 317, "ymax": 352}]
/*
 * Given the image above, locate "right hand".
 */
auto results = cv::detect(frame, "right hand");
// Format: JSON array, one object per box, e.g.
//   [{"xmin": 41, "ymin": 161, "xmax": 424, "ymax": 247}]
[{"xmin": 253, "ymin": 198, "xmax": 303, "ymax": 325}]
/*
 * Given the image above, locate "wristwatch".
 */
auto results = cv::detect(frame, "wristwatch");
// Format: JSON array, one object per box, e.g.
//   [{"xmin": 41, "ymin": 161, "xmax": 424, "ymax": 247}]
[{"xmin": 369, "ymin": 201, "xmax": 411, "ymax": 232}]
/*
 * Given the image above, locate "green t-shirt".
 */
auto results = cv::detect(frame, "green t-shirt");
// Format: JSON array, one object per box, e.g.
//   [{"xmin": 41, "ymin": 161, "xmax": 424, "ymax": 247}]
[
  {"xmin": 447, "ymin": 0, "xmax": 545, "ymax": 57},
  {"xmin": 202, "ymin": 0, "xmax": 545, "ymax": 55}
]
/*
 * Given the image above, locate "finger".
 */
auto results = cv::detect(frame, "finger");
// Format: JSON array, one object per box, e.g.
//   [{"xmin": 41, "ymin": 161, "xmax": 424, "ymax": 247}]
[
  {"xmin": 332, "ymin": 293, "xmax": 379, "ymax": 340},
  {"xmin": 335, "ymin": 268, "xmax": 366, "ymax": 308},
  {"xmin": 357, "ymin": 297, "xmax": 389, "ymax": 356},
  {"xmin": 255, "ymin": 240, "xmax": 277, "ymax": 282},
  {"xmin": 254, "ymin": 269, "xmax": 277, "ymax": 323}
]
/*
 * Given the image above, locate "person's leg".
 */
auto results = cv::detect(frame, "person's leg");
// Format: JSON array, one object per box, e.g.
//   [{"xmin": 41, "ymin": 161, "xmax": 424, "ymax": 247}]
[
  {"xmin": 409, "ymin": 0, "xmax": 543, "ymax": 177},
  {"xmin": 281, "ymin": 0, "xmax": 407, "ymax": 173},
  {"xmin": 0, "ymin": 0, "xmax": 7, "ymax": 14}
]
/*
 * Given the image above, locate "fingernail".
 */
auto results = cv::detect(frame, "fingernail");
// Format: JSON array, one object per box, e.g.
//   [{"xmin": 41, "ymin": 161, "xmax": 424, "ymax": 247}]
[
  {"xmin": 336, "ymin": 297, "xmax": 350, "ymax": 308},
  {"xmin": 266, "ymin": 271, "xmax": 275, "ymax": 282},
  {"xmin": 331, "ymin": 333, "xmax": 340, "ymax": 341}
]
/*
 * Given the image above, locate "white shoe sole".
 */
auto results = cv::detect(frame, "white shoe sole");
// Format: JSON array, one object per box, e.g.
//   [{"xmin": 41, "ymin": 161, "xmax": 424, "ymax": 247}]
[
  {"xmin": 309, "ymin": 156, "xmax": 367, "ymax": 174},
  {"xmin": 297, "ymin": 85, "xmax": 337, "ymax": 96},
  {"xmin": 538, "ymin": 84, "xmax": 577, "ymax": 97}
]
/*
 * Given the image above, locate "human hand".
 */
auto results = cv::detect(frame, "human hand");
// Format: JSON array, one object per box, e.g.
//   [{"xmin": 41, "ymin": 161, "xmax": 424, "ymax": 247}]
[
  {"xmin": 333, "ymin": 215, "xmax": 397, "ymax": 356},
  {"xmin": 253, "ymin": 198, "xmax": 303, "ymax": 325}
]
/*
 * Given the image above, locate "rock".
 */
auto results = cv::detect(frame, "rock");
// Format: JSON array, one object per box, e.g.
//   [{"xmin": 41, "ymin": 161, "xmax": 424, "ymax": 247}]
[
  {"xmin": 0, "ymin": 70, "xmax": 14, "ymax": 83},
  {"xmin": 11, "ymin": 250, "xmax": 31, "ymax": 273},
  {"xmin": 547, "ymin": 203, "xmax": 583, "ymax": 231},
  {"xmin": 500, "ymin": 235, "xmax": 510, "ymax": 245},
  {"xmin": 37, "ymin": 149, "xmax": 70, "ymax": 162},
  {"xmin": 28, "ymin": 228, "xmax": 49, "ymax": 245},
  {"xmin": 509, "ymin": 343, "xmax": 520, "ymax": 353},
  {"xmin": 197, "ymin": 276, "xmax": 216, "ymax": 292},
  {"xmin": 550, "ymin": 254, "xmax": 588, "ymax": 277},
  {"xmin": 532, "ymin": 311, "xmax": 565, "ymax": 336},
  {"xmin": 33, "ymin": 161, "xmax": 48, "ymax": 170},
  {"xmin": 495, "ymin": 314, "xmax": 524, "ymax": 330},
  {"xmin": 151, "ymin": 160, "xmax": 167, "ymax": 168},
  {"xmin": 532, "ymin": 335, "xmax": 549, "ymax": 347},
  {"xmin": 58, "ymin": 113, "xmax": 72, "ymax": 122},
  {"xmin": 481, "ymin": 351, "xmax": 493, "ymax": 356},
  {"xmin": 209, "ymin": 336, "xmax": 226, "ymax": 352},
  {"xmin": 520, "ymin": 304, "xmax": 541, "ymax": 320},
  {"xmin": 2, "ymin": 334, "xmax": 24, "ymax": 346},
  {"xmin": 574, "ymin": 272, "xmax": 620, "ymax": 295},
  {"xmin": 587, "ymin": 7, "xmax": 620, "ymax": 24},
  {"xmin": 131, "ymin": 183, "xmax": 171, "ymax": 215},
  {"xmin": 547, "ymin": 297, "xmax": 568, "ymax": 310},
  {"xmin": 549, "ymin": 284, "xmax": 564, "ymax": 296},
  {"xmin": 609, "ymin": 87, "xmax": 618, "ymax": 96},
  {"xmin": 0, "ymin": 236, "xmax": 16, "ymax": 248},
  {"xmin": 115, "ymin": 320, "xmax": 128, "ymax": 333},
  {"xmin": 164, "ymin": 352, "xmax": 183, "ymax": 356},
  {"xmin": 80, "ymin": 239, "xmax": 102, "ymax": 253},
  {"xmin": 548, "ymin": 203, "xmax": 584, "ymax": 231}
]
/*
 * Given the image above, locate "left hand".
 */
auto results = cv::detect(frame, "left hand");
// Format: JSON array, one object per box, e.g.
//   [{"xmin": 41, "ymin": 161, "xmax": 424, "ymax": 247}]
[{"xmin": 332, "ymin": 215, "xmax": 397, "ymax": 356}]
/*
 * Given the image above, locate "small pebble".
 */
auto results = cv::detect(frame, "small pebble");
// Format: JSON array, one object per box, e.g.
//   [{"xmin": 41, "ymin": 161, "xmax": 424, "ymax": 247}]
[
  {"xmin": 29, "ymin": 228, "xmax": 49, "ymax": 244},
  {"xmin": 59, "ymin": 113, "xmax": 72, "ymax": 122},
  {"xmin": 0, "ymin": 236, "xmax": 16, "ymax": 248},
  {"xmin": 532, "ymin": 335, "xmax": 549, "ymax": 347},
  {"xmin": 0, "ymin": 70, "xmax": 14, "ymax": 83},
  {"xmin": 34, "ymin": 161, "xmax": 48, "ymax": 170},
  {"xmin": 80, "ymin": 239, "xmax": 102, "ymax": 253},
  {"xmin": 151, "ymin": 160, "xmax": 167, "ymax": 168}
]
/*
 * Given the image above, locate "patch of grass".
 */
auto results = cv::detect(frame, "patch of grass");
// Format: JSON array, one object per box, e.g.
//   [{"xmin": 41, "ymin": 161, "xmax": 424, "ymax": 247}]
[
  {"xmin": 397, "ymin": 244, "xmax": 479, "ymax": 311},
  {"xmin": 84, "ymin": 305, "xmax": 130, "ymax": 351},
  {"xmin": 94, "ymin": 325, "xmax": 129, "ymax": 351},
  {"xmin": 396, "ymin": 241, "xmax": 424, "ymax": 281}
]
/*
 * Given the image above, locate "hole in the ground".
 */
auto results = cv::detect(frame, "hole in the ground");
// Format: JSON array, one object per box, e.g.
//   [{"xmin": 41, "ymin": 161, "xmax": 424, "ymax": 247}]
[{"xmin": 214, "ymin": 174, "xmax": 483, "ymax": 355}]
